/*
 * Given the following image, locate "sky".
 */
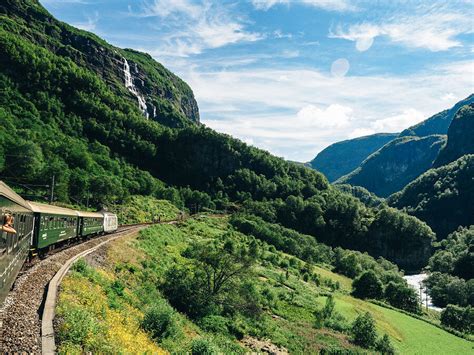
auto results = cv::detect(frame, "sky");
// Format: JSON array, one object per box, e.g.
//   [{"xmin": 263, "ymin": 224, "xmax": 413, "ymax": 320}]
[{"xmin": 41, "ymin": 0, "xmax": 474, "ymax": 162}]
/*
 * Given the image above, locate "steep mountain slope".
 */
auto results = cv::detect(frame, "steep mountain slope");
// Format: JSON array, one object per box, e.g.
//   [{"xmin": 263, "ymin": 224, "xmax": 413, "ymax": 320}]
[
  {"xmin": 399, "ymin": 94, "xmax": 474, "ymax": 137},
  {"xmin": 0, "ymin": 0, "xmax": 199, "ymax": 127},
  {"xmin": 309, "ymin": 95, "xmax": 473, "ymax": 197},
  {"xmin": 389, "ymin": 155, "xmax": 474, "ymax": 238},
  {"xmin": 0, "ymin": 0, "xmax": 435, "ymax": 269},
  {"xmin": 434, "ymin": 104, "xmax": 474, "ymax": 167},
  {"xmin": 337, "ymin": 135, "xmax": 446, "ymax": 197},
  {"xmin": 309, "ymin": 133, "xmax": 397, "ymax": 182}
]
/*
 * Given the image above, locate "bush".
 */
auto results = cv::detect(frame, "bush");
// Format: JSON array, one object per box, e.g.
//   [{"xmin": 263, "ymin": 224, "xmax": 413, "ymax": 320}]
[
  {"xmin": 440, "ymin": 305, "xmax": 474, "ymax": 334},
  {"xmin": 191, "ymin": 337, "xmax": 219, "ymax": 355},
  {"xmin": 141, "ymin": 301, "xmax": 177, "ymax": 340},
  {"xmin": 199, "ymin": 315, "xmax": 229, "ymax": 334},
  {"xmin": 375, "ymin": 334, "xmax": 396, "ymax": 354},
  {"xmin": 352, "ymin": 271, "xmax": 384, "ymax": 300},
  {"xmin": 351, "ymin": 312, "xmax": 377, "ymax": 348},
  {"xmin": 384, "ymin": 281, "xmax": 421, "ymax": 314}
]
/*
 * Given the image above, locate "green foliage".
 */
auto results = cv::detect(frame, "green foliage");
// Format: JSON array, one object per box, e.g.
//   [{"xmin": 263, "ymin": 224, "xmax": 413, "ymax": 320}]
[
  {"xmin": 384, "ymin": 282, "xmax": 421, "ymax": 314},
  {"xmin": 190, "ymin": 337, "xmax": 219, "ymax": 355},
  {"xmin": 434, "ymin": 103, "xmax": 474, "ymax": 167},
  {"xmin": 389, "ymin": 155, "xmax": 474, "ymax": 239},
  {"xmin": 375, "ymin": 334, "xmax": 396, "ymax": 354},
  {"xmin": 440, "ymin": 305, "xmax": 474, "ymax": 334},
  {"xmin": 351, "ymin": 271, "xmax": 384, "ymax": 300},
  {"xmin": 350, "ymin": 312, "xmax": 377, "ymax": 348},
  {"xmin": 142, "ymin": 301, "xmax": 178, "ymax": 340},
  {"xmin": 162, "ymin": 234, "xmax": 259, "ymax": 319},
  {"xmin": 424, "ymin": 272, "xmax": 474, "ymax": 308},
  {"xmin": 429, "ymin": 226, "xmax": 474, "ymax": 279}
]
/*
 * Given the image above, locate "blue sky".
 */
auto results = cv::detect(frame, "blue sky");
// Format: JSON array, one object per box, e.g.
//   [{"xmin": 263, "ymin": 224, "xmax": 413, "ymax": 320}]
[{"xmin": 41, "ymin": 0, "xmax": 473, "ymax": 161}]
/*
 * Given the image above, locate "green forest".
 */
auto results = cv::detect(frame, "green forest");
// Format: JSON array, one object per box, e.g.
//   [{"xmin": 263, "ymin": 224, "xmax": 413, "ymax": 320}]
[{"xmin": 0, "ymin": 0, "xmax": 473, "ymax": 352}]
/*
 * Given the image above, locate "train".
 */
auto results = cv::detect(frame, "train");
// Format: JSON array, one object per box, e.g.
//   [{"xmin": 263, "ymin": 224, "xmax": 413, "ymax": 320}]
[{"xmin": 0, "ymin": 180, "xmax": 118, "ymax": 304}]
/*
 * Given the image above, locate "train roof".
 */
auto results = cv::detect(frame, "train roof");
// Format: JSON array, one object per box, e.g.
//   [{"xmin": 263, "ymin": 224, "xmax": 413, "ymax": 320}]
[
  {"xmin": 0, "ymin": 181, "xmax": 31, "ymax": 209},
  {"xmin": 27, "ymin": 201, "xmax": 79, "ymax": 217},
  {"xmin": 76, "ymin": 210, "xmax": 104, "ymax": 218}
]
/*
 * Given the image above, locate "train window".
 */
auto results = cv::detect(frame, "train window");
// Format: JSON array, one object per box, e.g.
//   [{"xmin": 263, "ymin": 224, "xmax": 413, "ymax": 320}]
[{"xmin": 0, "ymin": 231, "xmax": 6, "ymax": 255}]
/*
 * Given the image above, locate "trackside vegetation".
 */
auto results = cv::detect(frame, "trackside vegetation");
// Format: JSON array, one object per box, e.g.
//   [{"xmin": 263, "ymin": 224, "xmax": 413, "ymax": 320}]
[{"xmin": 56, "ymin": 217, "xmax": 473, "ymax": 354}]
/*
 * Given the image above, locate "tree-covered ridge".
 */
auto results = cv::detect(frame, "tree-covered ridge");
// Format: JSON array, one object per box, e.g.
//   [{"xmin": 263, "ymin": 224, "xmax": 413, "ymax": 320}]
[
  {"xmin": 0, "ymin": 0, "xmax": 199, "ymax": 127},
  {"xmin": 0, "ymin": 0, "xmax": 436, "ymax": 269},
  {"xmin": 336, "ymin": 135, "xmax": 446, "ymax": 197},
  {"xmin": 309, "ymin": 133, "xmax": 397, "ymax": 182},
  {"xmin": 399, "ymin": 94, "xmax": 474, "ymax": 138},
  {"xmin": 389, "ymin": 155, "xmax": 474, "ymax": 239},
  {"xmin": 434, "ymin": 104, "xmax": 474, "ymax": 167}
]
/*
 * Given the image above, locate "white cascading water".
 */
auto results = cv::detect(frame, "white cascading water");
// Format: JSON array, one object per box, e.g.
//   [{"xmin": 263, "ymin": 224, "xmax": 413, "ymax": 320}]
[{"xmin": 123, "ymin": 58, "xmax": 149, "ymax": 119}]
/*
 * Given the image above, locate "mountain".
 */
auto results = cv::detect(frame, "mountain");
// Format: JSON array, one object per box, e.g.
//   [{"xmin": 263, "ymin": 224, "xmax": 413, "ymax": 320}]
[
  {"xmin": 399, "ymin": 94, "xmax": 474, "ymax": 137},
  {"xmin": 309, "ymin": 133, "xmax": 398, "ymax": 182},
  {"xmin": 336, "ymin": 135, "xmax": 446, "ymax": 197},
  {"xmin": 389, "ymin": 155, "xmax": 474, "ymax": 239},
  {"xmin": 309, "ymin": 95, "xmax": 474, "ymax": 196},
  {"xmin": 0, "ymin": 0, "xmax": 436, "ymax": 270},
  {"xmin": 0, "ymin": 0, "xmax": 199, "ymax": 128},
  {"xmin": 434, "ymin": 103, "xmax": 474, "ymax": 167}
]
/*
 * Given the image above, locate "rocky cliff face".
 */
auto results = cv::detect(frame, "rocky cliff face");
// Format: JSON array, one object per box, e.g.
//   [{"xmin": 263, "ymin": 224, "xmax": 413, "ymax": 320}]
[{"xmin": 0, "ymin": 0, "xmax": 199, "ymax": 127}]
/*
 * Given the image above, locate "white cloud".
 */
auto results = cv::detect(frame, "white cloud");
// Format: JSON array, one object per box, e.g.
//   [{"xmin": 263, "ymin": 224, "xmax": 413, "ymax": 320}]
[
  {"xmin": 371, "ymin": 109, "xmax": 425, "ymax": 132},
  {"xmin": 251, "ymin": 0, "xmax": 354, "ymax": 12},
  {"xmin": 330, "ymin": 6, "xmax": 473, "ymax": 52},
  {"xmin": 138, "ymin": 0, "xmax": 263, "ymax": 57},
  {"xmin": 297, "ymin": 104, "xmax": 352, "ymax": 128},
  {"xmin": 178, "ymin": 60, "xmax": 473, "ymax": 161},
  {"xmin": 348, "ymin": 128, "xmax": 376, "ymax": 139}
]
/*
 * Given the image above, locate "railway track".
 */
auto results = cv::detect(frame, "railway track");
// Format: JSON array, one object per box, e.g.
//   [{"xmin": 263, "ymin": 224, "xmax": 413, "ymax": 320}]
[{"xmin": 0, "ymin": 224, "xmax": 150, "ymax": 353}]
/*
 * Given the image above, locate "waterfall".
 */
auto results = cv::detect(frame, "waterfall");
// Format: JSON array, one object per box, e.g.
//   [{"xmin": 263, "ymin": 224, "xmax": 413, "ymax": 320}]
[{"xmin": 123, "ymin": 58, "xmax": 149, "ymax": 119}]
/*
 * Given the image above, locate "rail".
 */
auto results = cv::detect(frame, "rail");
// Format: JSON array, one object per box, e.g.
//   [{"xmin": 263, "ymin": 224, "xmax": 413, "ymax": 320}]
[{"xmin": 41, "ymin": 225, "xmax": 146, "ymax": 354}]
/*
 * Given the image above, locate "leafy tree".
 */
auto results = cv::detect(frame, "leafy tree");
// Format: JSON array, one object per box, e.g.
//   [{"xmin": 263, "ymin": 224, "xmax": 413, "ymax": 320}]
[
  {"xmin": 440, "ymin": 305, "xmax": 474, "ymax": 334},
  {"xmin": 352, "ymin": 271, "xmax": 384, "ymax": 300},
  {"xmin": 351, "ymin": 312, "xmax": 377, "ymax": 348},
  {"xmin": 375, "ymin": 334, "xmax": 396, "ymax": 354},
  {"xmin": 161, "ymin": 234, "xmax": 258, "ymax": 319},
  {"xmin": 384, "ymin": 282, "xmax": 421, "ymax": 314}
]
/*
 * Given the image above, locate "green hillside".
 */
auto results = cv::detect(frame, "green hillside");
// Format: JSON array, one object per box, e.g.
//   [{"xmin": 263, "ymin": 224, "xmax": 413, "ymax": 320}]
[
  {"xmin": 309, "ymin": 95, "xmax": 473, "ymax": 199},
  {"xmin": 0, "ymin": 0, "xmax": 436, "ymax": 269},
  {"xmin": 309, "ymin": 133, "xmax": 397, "ymax": 182},
  {"xmin": 337, "ymin": 135, "xmax": 446, "ymax": 197},
  {"xmin": 389, "ymin": 155, "xmax": 474, "ymax": 238},
  {"xmin": 56, "ymin": 216, "xmax": 473, "ymax": 354},
  {"xmin": 434, "ymin": 104, "xmax": 474, "ymax": 167}
]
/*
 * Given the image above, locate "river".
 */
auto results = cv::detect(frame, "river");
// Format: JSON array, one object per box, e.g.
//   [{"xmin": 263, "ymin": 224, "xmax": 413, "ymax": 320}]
[{"xmin": 403, "ymin": 273, "xmax": 444, "ymax": 312}]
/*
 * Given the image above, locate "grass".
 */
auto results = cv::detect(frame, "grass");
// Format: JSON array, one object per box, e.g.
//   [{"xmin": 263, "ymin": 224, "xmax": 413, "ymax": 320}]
[
  {"xmin": 111, "ymin": 195, "xmax": 181, "ymax": 224},
  {"xmin": 56, "ymin": 215, "xmax": 473, "ymax": 354}
]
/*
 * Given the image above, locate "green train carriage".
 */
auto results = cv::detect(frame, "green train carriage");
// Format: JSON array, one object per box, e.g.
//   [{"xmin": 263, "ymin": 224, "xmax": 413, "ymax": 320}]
[
  {"xmin": 0, "ymin": 182, "xmax": 34, "ymax": 304},
  {"xmin": 28, "ymin": 201, "xmax": 79, "ymax": 251},
  {"xmin": 78, "ymin": 211, "xmax": 104, "ymax": 237}
]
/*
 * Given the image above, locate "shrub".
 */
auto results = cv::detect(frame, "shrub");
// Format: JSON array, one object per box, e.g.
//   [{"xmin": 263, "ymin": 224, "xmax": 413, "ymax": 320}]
[
  {"xmin": 141, "ymin": 302, "xmax": 177, "ymax": 340},
  {"xmin": 440, "ymin": 305, "xmax": 474, "ymax": 334},
  {"xmin": 191, "ymin": 337, "xmax": 219, "ymax": 355},
  {"xmin": 352, "ymin": 271, "xmax": 384, "ymax": 300},
  {"xmin": 351, "ymin": 312, "xmax": 377, "ymax": 348},
  {"xmin": 199, "ymin": 315, "xmax": 229, "ymax": 334},
  {"xmin": 375, "ymin": 334, "xmax": 395, "ymax": 354},
  {"xmin": 384, "ymin": 281, "xmax": 421, "ymax": 314}
]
